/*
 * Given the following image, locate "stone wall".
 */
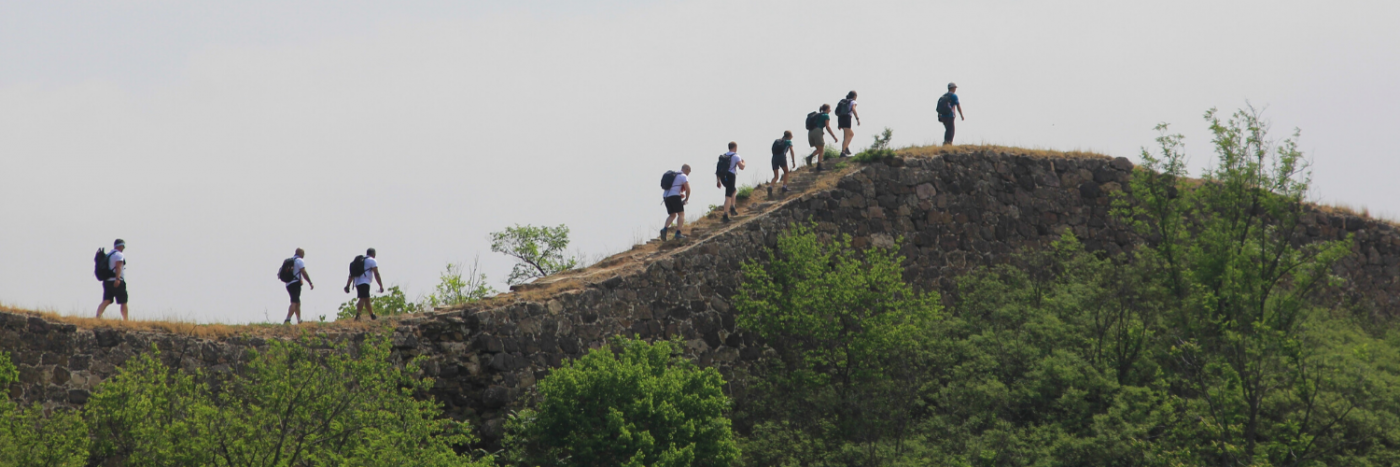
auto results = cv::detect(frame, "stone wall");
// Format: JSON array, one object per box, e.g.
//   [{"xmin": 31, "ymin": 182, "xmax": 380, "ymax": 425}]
[{"xmin": 5, "ymin": 149, "xmax": 1398, "ymax": 442}]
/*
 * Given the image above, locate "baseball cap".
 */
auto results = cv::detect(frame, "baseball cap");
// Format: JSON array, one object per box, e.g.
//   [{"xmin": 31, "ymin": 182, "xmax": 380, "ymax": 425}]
[{"xmin": 947, "ymin": 82, "xmax": 957, "ymax": 89}]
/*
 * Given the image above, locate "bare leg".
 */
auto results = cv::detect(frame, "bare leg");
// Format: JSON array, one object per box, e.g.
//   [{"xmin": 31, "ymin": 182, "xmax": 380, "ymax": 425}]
[
  {"xmin": 780, "ymin": 166, "xmax": 791, "ymax": 187},
  {"xmin": 285, "ymin": 303, "xmax": 296, "ymax": 322},
  {"xmin": 96, "ymin": 300, "xmax": 112, "ymax": 319},
  {"xmin": 118, "ymin": 304, "xmax": 128, "ymax": 321},
  {"xmin": 356, "ymin": 297, "xmax": 368, "ymax": 320},
  {"xmin": 842, "ymin": 128, "xmax": 854, "ymax": 154},
  {"xmin": 676, "ymin": 212, "xmax": 685, "ymax": 233}
]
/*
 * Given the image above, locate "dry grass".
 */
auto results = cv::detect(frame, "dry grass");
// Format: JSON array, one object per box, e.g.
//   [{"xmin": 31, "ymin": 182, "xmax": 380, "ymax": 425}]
[
  {"xmin": 0, "ymin": 304, "xmax": 386, "ymax": 339},
  {"xmin": 897, "ymin": 144, "xmax": 1113, "ymax": 161}
]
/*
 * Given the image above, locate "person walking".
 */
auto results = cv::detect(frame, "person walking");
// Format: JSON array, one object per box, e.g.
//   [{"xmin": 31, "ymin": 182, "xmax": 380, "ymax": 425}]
[
  {"xmin": 343, "ymin": 248, "xmax": 383, "ymax": 321},
  {"xmin": 937, "ymin": 83, "xmax": 964, "ymax": 145},
  {"xmin": 769, "ymin": 131, "xmax": 795, "ymax": 196},
  {"xmin": 661, "ymin": 164, "xmax": 692, "ymax": 240},
  {"xmin": 281, "ymin": 248, "xmax": 314, "ymax": 324},
  {"xmin": 715, "ymin": 142, "xmax": 746, "ymax": 223},
  {"xmin": 836, "ymin": 91, "xmax": 861, "ymax": 156},
  {"xmin": 95, "ymin": 238, "xmax": 129, "ymax": 320},
  {"xmin": 805, "ymin": 104, "xmax": 838, "ymax": 171}
]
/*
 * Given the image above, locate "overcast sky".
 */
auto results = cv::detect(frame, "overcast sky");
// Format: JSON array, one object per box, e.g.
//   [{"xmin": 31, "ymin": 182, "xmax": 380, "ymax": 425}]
[{"xmin": 3, "ymin": 0, "xmax": 1397, "ymax": 323}]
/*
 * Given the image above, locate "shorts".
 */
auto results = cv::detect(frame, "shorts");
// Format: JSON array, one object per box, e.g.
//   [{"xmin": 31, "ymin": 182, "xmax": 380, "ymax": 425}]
[
  {"xmin": 838, "ymin": 114, "xmax": 853, "ymax": 129},
  {"xmin": 286, "ymin": 281, "xmax": 302, "ymax": 304},
  {"xmin": 771, "ymin": 153, "xmax": 788, "ymax": 171},
  {"xmin": 664, "ymin": 195, "xmax": 685, "ymax": 214},
  {"xmin": 356, "ymin": 283, "xmax": 371, "ymax": 299},
  {"xmin": 808, "ymin": 128, "xmax": 824, "ymax": 148},
  {"xmin": 102, "ymin": 280, "xmax": 128, "ymax": 305},
  {"xmin": 721, "ymin": 172, "xmax": 737, "ymax": 197}
]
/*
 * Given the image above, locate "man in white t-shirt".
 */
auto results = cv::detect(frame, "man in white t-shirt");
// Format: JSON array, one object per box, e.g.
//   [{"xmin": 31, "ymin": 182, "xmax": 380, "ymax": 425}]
[
  {"xmin": 661, "ymin": 164, "xmax": 692, "ymax": 240},
  {"xmin": 715, "ymin": 141, "xmax": 746, "ymax": 223},
  {"xmin": 343, "ymin": 248, "xmax": 383, "ymax": 320},
  {"xmin": 96, "ymin": 238, "xmax": 129, "ymax": 320},
  {"xmin": 282, "ymin": 248, "xmax": 315, "ymax": 324}
]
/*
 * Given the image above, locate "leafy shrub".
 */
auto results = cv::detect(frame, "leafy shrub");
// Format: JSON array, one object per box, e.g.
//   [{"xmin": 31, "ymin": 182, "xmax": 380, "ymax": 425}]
[
  {"xmin": 424, "ymin": 258, "xmax": 496, "ymax": 308},
  {"xmin": 735, "ymin": 185, "xmax": 754, "ymax": 200},
  {"xmin": 852, "ymin": 127, "xmax": 897, "ymax": 162},
  {"xmin": 0, "ymin": 352, "xmax": 89, "ymax": 466},
  {"xmin": 505, "ymin": 337, "xmax": 739, "ymax": 467},
  {"xmin": 336, "ymin": 285, "xmax": 422, "ymax": 320}
]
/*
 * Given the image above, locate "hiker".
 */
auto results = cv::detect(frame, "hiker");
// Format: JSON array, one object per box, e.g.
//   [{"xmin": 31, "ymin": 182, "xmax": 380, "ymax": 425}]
[
  {"xmin": 715, "ymin": 142, "xmax": 746, "ymax": 223},
  {"xmin": 805, "ymin": 104, "xmax": 838, "ymax": 171},
  {"xmin": 95, "ymin": 238, "xmax": 129, "ymax": 320},
  {"xmin": 280, "ymin": 248, "xmax": 314, "ymax": 324},
  {"xmin": 769, "ymin": 131, "xmax": 795, "ymax": 196},
  {"xmin": 661, "ymin": 164, "xmax": 692, "ymax": 240},
  {"xmin": 938, "ymin": 83, "xmax": 964, "ymax": 145},
  {"xmin": 343, "ymin": 248, "xmax": 383, "ymax": 320},
  {"xmin": 837, "ymin": 91, "xmax": 861, "ymax": 156}
]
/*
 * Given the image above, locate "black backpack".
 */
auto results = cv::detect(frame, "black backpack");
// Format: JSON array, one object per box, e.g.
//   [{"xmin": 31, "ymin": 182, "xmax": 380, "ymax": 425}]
[
  {"xmin": 805, "ymin": 111, "xmax": 820, "ymax": 130},
  {"xmin": 715, "ymin": 154, "xmax": 733, "ymax": 176},
  {"xmin": 661, "ymin": 170, "xmax": 678, "ymax": 191},
  {"xmin": 771, "ymin": 139, "xmax": 787, "ymax": 157},
  {"xmin": 93, "ymin": 248, "xmax": 116, "ymax": 281},
  {"xmin": 349, "ymin": 255, "xmax": 367, "ymax": 278},
  {"xmin": 835, "ymin": 98, "xmax": 852, "ymax": 116},
  {"xmin": 936, "ymin": 93, "xmax": 954, "ymax": 116},
  {"xmin": 277, "ymin": 257, "xmax": 297, "ymax": 283}
]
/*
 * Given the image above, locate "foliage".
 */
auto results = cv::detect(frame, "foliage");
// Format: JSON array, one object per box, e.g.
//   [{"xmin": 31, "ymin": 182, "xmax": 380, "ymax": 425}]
[
  {"xmin": 336, "ymin": 285, "xmax": 424, "ymax": 320},
  {"xmin": 505, "ymin": 337, "xmax": 739, "ymax": 467},
  {"xmin": 82, "ymin": 337, "xmax": 493, "ymax": 467},
  {"xmin": 0, "ymin": 352, "xmax": 89, "ymax": 467},
  {"xmin": 852, "ymin": 128, "xmax": 896, "ymax": 162},
  {"xmin": 732, "ymin": 223, "xmax": 941, "ymax": 466},
  {"xmin": 490, "ymin": 224, "xmax": 580, "ymax": 285},
  {"xmin": 424, "ymin": 258, "xmax": 497, "ymax": 308},
  {"xmin": 735, "ymin": 185, "xmax": 754, "ymax": 201}
]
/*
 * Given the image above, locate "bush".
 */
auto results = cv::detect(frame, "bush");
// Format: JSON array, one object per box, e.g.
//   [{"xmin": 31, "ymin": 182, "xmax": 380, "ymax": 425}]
[
  {"xmin": 490, "ymin": 224, "xmax": 580, "ymax": 285},
  {"xmin": 505, "ymin": 337, "xmax": 739, "ymax": 467},
  {"xmin": 336, "ymin": 285, "xmax": 423, "ymax": 320},
  {"xmin": 735, "ymin": 185, "xmax": 754, "ymax": 201},
  {"xmin": 0, "ymin": 352, "xmax": 89, "ymax": 467},
  {"xmin": 852, "ymin": 128, "xmax": 896, "ymax": 162},
  {"xmin": 424, "ymin": 258, "xmax": 496, "ymax": 309}
]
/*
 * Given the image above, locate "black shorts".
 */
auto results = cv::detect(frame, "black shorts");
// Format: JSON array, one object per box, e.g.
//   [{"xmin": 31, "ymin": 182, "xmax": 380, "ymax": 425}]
[
  {"xmin": 286, "ymin": 281, "xmax": 302, "ymax": 304},
  {"xmin": 771, "ymin": 153, "xmax": 788, "ymax": 171},
  {"xmin": 664, "ymin": 195, "xmax": 685, "ymax": 214},
  {"xmin": 102, "ymin": 280, "xmax": 128, "ymax": 304},
  {"xmin": 356, "ymin": 283, "xmax": 371, "ymax": 299},
  {"xmin": 721, "ymin": 172, "xmax": 737, "ymax": 197},
  {"xmin": 838, "ymin": 114, "xmax": 853, "ymax": 129}
]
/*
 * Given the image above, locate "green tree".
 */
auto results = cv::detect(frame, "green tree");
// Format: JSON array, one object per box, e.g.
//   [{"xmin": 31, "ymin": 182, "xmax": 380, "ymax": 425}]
[
  {"xmin": 0, "ymin": 352, "xmax": 89, "ymax": 467},
  {"xmin": 505, "ymin": 337, "xmax": 739, "ymax": 467},
  {"xmin": 83, "ymin": 337, "xmax": 493, "ymax": 467},
  {"xmin": 732, "ymin": 223, "xmax": 940, "ymax": 466},
  {"xmin": 490, "ymin": 224, "xmax": 579, "ymax": 285}
]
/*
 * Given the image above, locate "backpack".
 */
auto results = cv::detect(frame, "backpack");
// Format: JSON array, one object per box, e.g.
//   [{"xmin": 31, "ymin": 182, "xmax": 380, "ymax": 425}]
[
  {"xmin": 277, "ymin": 257, "xmax": 297, "ymax": 283},
  {"xmin": 835, "ymin": 98, "xmax": 852, "ymax": 116},
  {"xmin": 805, "ymin": 111, "xmax": 820, "ymax": 130},
  {"xmin": 349, "ymin": 255, "xmax": 367, "ymax": 278},
  {"xmin": 936, "ymin": 93, "xmax": 954, "ymax": 116},
  {"xmin": 771, "ymin": 139, "xmax": 787, "ymax": 157},
  {"xmin": 715, "ymin": 153, "xmax": 733, "ymax": 176},
  {"xmin": 660, "ymin": 170, "xmax": 678, "ymax": 191},
  {"xmin": 93, "ymin": 248, "xmax": 115, "ymax": 281}
]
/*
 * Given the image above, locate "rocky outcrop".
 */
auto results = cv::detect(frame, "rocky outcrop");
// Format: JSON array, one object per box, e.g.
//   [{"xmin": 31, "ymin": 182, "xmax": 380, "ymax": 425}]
[{"xmin": 5, "ymin": 148, "xmax": 1397, "ymax": 441}]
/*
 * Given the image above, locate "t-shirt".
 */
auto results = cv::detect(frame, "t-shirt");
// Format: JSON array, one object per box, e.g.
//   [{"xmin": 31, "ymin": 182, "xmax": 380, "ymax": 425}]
[
  {"xmin": 939, "ymin": 93, "xmax": 960, "ymax": 119},
  {"xmin": 355, "ymin": 257, "xmax": 378, "ymax": 286},
  {"xmin": 772, "ymin": 139, "xmax": 793, "ymax": 157},
  {"xmin": 289, "ymin": 257, "xmax": 306, "ymax": 284},
  {"xmin": 815, "ymin": 112, "xmax": 831, "ymax": 128},
  {"xmin": 106, "ymin": 250, "xmax": 126, "ymax": 281},
  {"xmin": 724, "ymin": 152, "xmax": 743, "ymax": 174},
  {"xmin": 840, "ymin": 99, "xmax": 857, "ymax": 115},
  {"xmin": 664, "ymin": 172, "xmax": 688, "ymax": 198}
]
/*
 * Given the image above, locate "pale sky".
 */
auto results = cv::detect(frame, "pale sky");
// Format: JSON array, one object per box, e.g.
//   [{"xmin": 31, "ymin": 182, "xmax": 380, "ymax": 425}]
[{"xmin": 3, "ymin": 0, "xmax": 1397, "ymax": 323}]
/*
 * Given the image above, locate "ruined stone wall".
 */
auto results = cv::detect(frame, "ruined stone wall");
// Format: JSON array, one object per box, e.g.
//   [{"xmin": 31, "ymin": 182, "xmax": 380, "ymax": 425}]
[{"xmin": 5, "ymin": 149, "xmax": 1397, "ymax": 442}]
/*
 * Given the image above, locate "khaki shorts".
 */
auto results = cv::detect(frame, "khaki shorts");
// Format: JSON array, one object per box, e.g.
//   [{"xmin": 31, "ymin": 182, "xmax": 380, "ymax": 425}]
[{"xmin": 808, "ymin": 128, "xmax": 824, "ymax": 148}]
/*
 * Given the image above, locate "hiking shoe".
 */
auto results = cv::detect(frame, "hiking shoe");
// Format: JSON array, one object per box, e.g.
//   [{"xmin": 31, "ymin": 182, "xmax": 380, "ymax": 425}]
[
  {"xmin": 370, "ymin": 313, "xmax": 378, "ymax": 321},
  {"xmin": 816, "ymin": 163, "xmax": 824, "ymax": 172},
  {"xmin": 729, "ymin": 206, "xmax": 738, "ymax": 216},
  {"xmin": 766, "ymin": 185, "xmax": 772, "ymax": 196},
  {"xmin": 804, "ymin": 155, "xmax": 814, "ymax": 166},
  {"xmin": 660, "ymin": 227, "xmax": 668, "ymax": 240},
  {"xmin": 283, "ymin": 319, "xmax": 291, "ymax": 325},
  {"xmin": 781, "ymin": 185, "xmax": 790, "ymax": 192},
  {"xmin": 674, "ymin": 232, "xmax": 686, "ymax": 240},
  {"xmin": 722, "ymin": 214, "xmax": 731, "ymax": 223}
]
